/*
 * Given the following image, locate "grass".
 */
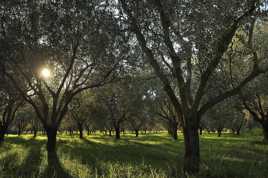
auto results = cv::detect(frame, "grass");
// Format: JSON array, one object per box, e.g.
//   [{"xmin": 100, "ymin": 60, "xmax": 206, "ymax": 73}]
[{"xmin": 0, "ymin": 131, "xmax": 267, "ymax": 178}]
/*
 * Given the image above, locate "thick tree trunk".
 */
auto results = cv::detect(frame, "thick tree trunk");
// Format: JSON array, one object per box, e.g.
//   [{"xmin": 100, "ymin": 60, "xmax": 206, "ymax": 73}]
[
  {"xmin": 183, "ymin": 120, "xmax": 200, "ymax": 174},
  {"xmin": 46, "ymin": 127, "xmax": 57, "ymax": 154},
  {"xmin": 115, "ymin": 127, "xmax": 120, "ymax": 139},
  {"xmin": 135, "ymin": 130, "xmax": 139, "ymax": 137}
]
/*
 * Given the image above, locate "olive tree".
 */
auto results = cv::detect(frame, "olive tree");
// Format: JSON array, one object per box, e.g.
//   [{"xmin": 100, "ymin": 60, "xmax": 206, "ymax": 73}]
[
  {"xmin": 116, "ymin": 0, "xmax": 268, "ymax": 173},
  {"xmin": 1, "ymin": 1, "xmax": 121, "ymax": 161}
]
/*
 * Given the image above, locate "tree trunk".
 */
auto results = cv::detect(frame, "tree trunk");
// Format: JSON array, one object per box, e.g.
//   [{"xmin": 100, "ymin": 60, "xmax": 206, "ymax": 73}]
[
  {"xmin": 183, "ymin": 121, "xmax": 200, "ymax": 174},
  {"xmin": 46, "ymin": 127, "xmax": 57, "ymax": 154},
  {"xmin": 236, "ymin": 129, "xmax": 240, "ymax": 135},
  {"xmin": 217, "ymin": 129, "xmax": 222, "ymax": 137},
  {"xmin": 135, "ymin": 130, "xmax": 139, "ymax": 137},
  {"xmin": 172, "ymin": 124, "xmax": 178, "ymax": 140},
  {"xmin": 0, "ymin": 128, "xmax": 6, "ymax": 145},
  {"xmin": 199, "ymin": 127, "xmax": 203, "ymax": 135},
  {"xmin": 33, "ymin": 129, "xmax": 37, "ymax": 138},
  {"xmin": 18, "ymin": 127, "xmax": 21, "ymax": 136},
  {"xmin": 109, "ymin": 129, "xmax": 112, "ymax": 136},
  {"xmin": 262, "ymin": 122, "xmax": 268, "ymax": 143},
  {"xmin": 173, "ymin": 129, "xmax": 178, "ymax": 140},
  {"xmin": 78, "ymin": 125, "xmax": 83, "ymax": 139},
  {"xmin": 115, "ymin": 127, "xmax": 120, "ymax": 139}
]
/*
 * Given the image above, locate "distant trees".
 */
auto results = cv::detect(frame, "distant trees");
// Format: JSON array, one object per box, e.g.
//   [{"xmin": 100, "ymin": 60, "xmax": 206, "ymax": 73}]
[
  {"xmin": 126, "ymin": 79, "xmax": 155, "ymax": 137},
  {"xmin": 69, "ymin": 92, "xmax": 93, "ymax": 139},
  {"xmin": 96, "ymin": 82, "xmax": 130, "ymax": 140},
  {"xmin": 155, "ymin": 92, "xmax": 180, "ymax": 140},
  {"xmin": 205, "ymin": 98, "xmax": 245, "ymax": 137}
]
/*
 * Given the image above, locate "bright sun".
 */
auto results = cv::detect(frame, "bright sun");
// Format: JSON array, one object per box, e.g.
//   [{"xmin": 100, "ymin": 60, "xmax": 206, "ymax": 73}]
[{"xmin": 40, "ymin": 68, "xmax": 51, "ymax": 79}]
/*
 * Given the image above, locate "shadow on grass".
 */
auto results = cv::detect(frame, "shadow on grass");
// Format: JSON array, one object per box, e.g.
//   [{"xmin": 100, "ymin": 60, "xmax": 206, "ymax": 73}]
[
  {"xmin": 40, "ymin": 152, "xmax": 73, "ymax": 178},
  {"xmin": 2, "ymin": 137, "xmax": 73, "ymax": 178},
  {"xmin": 2, "ymin": 134, "xmax": 268, "ymax": 178},
  {"xmin": 0, "ymin": 138, "xmax": 43, "ymax": 177},
  {"xmin": 57, "ymin": 137, "xmax": 182, "ymax": 177}
]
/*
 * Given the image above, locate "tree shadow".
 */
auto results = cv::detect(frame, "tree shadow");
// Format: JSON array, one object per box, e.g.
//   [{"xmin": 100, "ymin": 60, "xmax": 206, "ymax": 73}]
[
  {"xmin": 16, "ymin": 142, "xmax": 43, "ymax": 177},
  {"xmin": 0, "ymin": 138, "xmax": 43, "ymax": 177},
  {"xmin": 2, "ymin": 137, "xmax": 72, "ymax": 177},
  {"xmin": 40, "ymin": 151, "xmax": 73, "ymax": 178},
  {"xmin": 58, "ymin": 137, "xmax": 179, "ymax": 177},
  {"xmin": 0, "ymin": 152, "xmax": 20, "ymax": 176}
]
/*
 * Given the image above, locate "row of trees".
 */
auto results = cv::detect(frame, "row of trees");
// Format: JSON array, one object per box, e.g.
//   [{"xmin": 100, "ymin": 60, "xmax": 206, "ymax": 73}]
[
  {"xmin": 1, "ymin": 0, "xmax": 268, "ymax": 175},
  {"xmin": 0, "ymin": 80, "xmax": 255, "ymax": 140}
]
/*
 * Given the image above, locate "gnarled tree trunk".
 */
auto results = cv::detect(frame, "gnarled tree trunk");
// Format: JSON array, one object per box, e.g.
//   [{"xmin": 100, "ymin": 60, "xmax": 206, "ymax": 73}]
[
  {"xmin": 182, "ymin": 115, "xmax": 200, "ymax": 174},
  {"xmin": 46, "ymin": 126, "xmax": 57, "ymax": 156}
]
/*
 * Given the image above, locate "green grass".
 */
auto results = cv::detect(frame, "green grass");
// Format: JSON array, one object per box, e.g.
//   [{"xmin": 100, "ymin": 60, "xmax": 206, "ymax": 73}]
[{"xmin": 0, "ymin": 131, "xmax": 267, "ymax": 178}]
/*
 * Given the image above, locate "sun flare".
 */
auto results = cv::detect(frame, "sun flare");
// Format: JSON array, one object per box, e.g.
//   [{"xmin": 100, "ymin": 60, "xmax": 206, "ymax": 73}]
[{"xmin": 40, "ymin": 68, "xmax": 51, "ymax": 79}]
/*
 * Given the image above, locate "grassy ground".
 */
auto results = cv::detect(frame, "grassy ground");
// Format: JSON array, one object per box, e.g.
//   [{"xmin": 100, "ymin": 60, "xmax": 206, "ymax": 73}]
[{"xmin": 0, "ymin": 131, "xmax": 267, "ymax": 178}]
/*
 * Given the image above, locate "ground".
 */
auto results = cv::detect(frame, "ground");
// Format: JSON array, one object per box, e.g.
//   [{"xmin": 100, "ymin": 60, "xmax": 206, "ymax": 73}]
[{"xmin": 0, "ymin": 131, "xmax": 267, "ymax": 178}]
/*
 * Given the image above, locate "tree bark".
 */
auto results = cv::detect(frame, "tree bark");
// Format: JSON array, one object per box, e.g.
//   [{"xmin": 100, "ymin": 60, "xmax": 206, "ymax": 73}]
[
  {"xmin": 183, "ymin": 120, "xmax": 200, "ymax": 174},
  {"xmin": 46, "ymin": 127, "xmax": 57, "ymax": 154}
]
